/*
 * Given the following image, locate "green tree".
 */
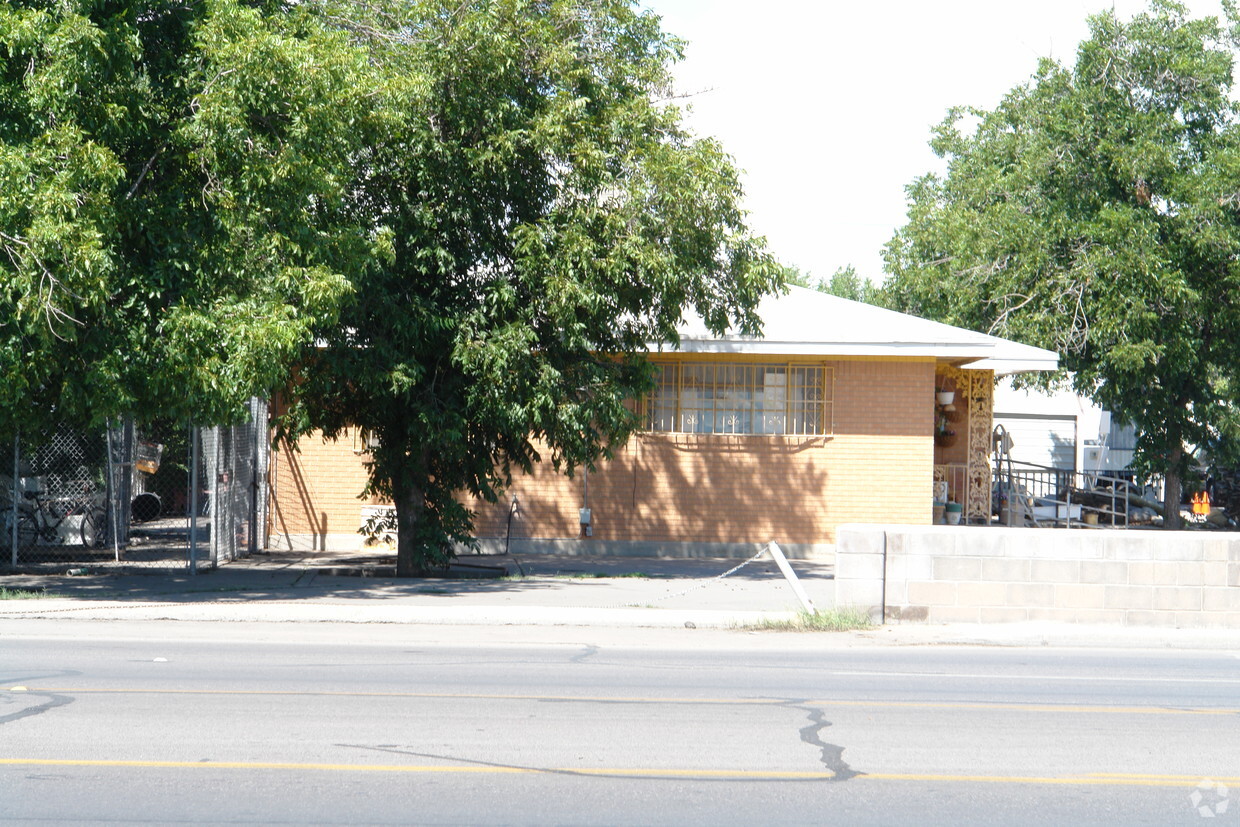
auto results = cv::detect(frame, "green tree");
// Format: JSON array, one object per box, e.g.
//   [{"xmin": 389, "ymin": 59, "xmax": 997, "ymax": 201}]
[
  {"xmin": 884, "ymin": 0, "xmax": 1240, "ymax": 527},
  {"xmin": 0, "ymin": 0, "xmax": 362, "ymax": 436},
  {"xmin": 783, "ymin": 263, "xmax": 885, "ymax": 305},
  {"xmin": 282, "ymin": 0, "xmax": 780, "ymax": 574},
  {"xmin": 822, "ymin": 264, "xmax": 887, "ymax": 305},
  {"xmin": 780, "ymin": 263, "xmax": 815, "ymax": 289}
]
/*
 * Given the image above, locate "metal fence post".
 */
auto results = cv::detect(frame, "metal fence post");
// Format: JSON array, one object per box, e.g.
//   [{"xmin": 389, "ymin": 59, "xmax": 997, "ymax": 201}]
[
  {"xmin": 10, "ymin": 433, "xmax": 17, "ymax": 567},
  {"xmin": 250, "ymin": 398, "xmax": 261, "ymax": 555},
  {"xmin": 189, "ymin": 424, "xmax": 199, "ymax": 575},
  {"xmin": 105, "ymin": 422, "xmax": 118, "ymax": 562},
  {"xmin": 119, "ymin": 420, "xmax": 134, "ymax": 540}
]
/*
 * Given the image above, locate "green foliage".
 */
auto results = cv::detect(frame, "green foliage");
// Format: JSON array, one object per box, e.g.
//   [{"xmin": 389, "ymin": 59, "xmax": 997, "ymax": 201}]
[
  {"xmin": 0, "ymin": 0, "xmax": 775, "ymax": 572},
  {"xmin": 277, "ymin": 0, "xmax": 779, "ymax": 573},
  {"xmin": 0, "ymin": 587, "xmax": 56, "ymax": 600},
  {"xmin": 780, "ymin": 263, "xmax": 815, "ymax": 289},
  {"xmin": 748, "ymin": 607, "xmax": 874, "ymax": 632},
  {"xmin": 783, "ymin": 263, "xmax": 887, "ymax": 305},
  {"xmin": 0, "ymin": 0, "xmax": 362, "ymax": 434},
  {"xmin": 884, "ymin": 1, "xmax": 1240, "ymax": 524},
  {"xmin": 821, "ymin": 264, "xmax": 888, "ymax": 306}
]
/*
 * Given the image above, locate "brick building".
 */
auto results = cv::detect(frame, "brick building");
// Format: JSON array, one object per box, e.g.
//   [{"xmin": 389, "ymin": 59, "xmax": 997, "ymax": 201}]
[{"xmin": 268, "ymin": 287, "xmax": 1057, "ymax": 557}]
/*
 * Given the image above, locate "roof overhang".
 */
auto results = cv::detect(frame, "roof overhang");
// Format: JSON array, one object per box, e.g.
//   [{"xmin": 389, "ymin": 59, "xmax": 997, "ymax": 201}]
[{"xmin": 646, "ymin": 286, "xmax": 1059, "ymax": 374}]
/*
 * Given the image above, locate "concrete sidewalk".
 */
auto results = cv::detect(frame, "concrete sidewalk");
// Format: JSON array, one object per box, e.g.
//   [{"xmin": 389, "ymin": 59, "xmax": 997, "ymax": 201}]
[
  {"xmin": 0, "ymin": 551, "xmax": 832, "ymax": 630},
  {"xmin": 1, "ymin": 550, "xmax": 1237, "ymax": 649}
]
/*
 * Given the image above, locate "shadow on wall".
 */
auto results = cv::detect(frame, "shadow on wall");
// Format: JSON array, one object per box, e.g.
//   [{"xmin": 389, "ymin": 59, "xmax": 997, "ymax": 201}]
[
  {"xmin": 477, "ymin": 433, "xmax": 833, "ymax": 547},
  {"xmin": 272, "ymin": 442, "xmax": 326, "ymax": 545},
  {"xmin": 473, "ymin": 360, "xmax": 939, "ymax": 547}
]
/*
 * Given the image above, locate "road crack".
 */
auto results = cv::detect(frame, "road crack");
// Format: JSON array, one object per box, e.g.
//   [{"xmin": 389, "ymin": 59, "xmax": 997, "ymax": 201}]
[
  {"xmin": 570, "ymin": 645, "xmax": 600, "ymax": 664},
  {"xmin": 0, "ymin": 690, "xmax": 74, "ymax": 726},
  {"xmin": 1, "ymin": 672, "xmax": 78, "ymax": 726},
  {"xmin": 790, "ymin": 703, "xmax": 860, "ymax": 781}
]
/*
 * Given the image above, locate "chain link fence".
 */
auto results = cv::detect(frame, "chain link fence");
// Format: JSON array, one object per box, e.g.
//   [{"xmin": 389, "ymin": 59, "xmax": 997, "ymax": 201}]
[{"xmin": 1, "ymin": 400, "xmax": 268, "ymax": 573}]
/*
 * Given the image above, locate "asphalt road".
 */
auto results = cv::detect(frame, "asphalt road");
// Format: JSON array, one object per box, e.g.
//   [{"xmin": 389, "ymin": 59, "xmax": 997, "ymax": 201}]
[{"xmin": 2, "ymin": 624, "xmax": 1238, "ymax": 825}]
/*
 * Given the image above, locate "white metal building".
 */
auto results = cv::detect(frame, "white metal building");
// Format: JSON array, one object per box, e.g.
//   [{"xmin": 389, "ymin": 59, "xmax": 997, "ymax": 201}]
[{"xmin": 993, "ymin": 379, "xmax": 1135, "ymax": 475}]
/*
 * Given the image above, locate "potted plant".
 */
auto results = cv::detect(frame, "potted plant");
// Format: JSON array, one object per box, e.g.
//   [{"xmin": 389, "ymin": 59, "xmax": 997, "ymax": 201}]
[
  {"xmin": 934, "ymin": 413, "xmax": 957, "ymax": 447},
  {"xmin": 944, "ymin": 500, "xmax": 963, "ymax": 525}
]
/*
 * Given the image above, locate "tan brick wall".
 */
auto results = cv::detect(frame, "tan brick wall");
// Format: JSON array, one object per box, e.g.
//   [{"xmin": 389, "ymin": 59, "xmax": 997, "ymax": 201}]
[
  {"xmin": 268, "ymin": 358, "xmax": 940, "ymax": 549},
  {"xmin": 269, "ymin": 429, "xmax": 380, "ymax": 549},
  {"xmin": 473, "ymin": 358, "xmax": 936, "ymax": 546}
]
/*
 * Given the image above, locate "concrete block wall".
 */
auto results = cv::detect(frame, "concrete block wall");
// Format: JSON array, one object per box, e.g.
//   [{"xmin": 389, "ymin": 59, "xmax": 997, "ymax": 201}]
[{"xmin": 835, "ymin": 525, "xmax": 1240, "ymax": 627}]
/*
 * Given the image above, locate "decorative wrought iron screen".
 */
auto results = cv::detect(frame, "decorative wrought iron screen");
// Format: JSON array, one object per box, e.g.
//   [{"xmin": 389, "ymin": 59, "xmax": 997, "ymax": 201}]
[{"xmin": 644, "ymin": 362, "xmax": 833, "ymax": 436}]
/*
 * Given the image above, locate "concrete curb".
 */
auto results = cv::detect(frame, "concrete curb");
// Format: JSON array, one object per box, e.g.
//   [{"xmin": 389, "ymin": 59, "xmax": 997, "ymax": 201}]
[{"xmin": 0, "ymin": 599, "xmax": 792, "ymax": 629}]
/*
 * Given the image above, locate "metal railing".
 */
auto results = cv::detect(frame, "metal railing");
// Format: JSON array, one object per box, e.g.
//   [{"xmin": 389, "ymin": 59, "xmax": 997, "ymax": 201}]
[{"xmin": 994, "ymin": 462, "xmax": 1131, "ymax": 528}]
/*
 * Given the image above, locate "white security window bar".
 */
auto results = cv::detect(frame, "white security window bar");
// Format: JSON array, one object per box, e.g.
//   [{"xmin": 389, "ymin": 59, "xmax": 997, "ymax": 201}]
[{"xmin": 644, "ymin": 362, "xmax": 833, "ymax": 436}]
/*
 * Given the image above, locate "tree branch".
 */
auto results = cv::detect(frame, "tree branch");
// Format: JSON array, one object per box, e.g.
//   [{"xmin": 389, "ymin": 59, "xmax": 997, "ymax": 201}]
[{"xmin": 126, "ymin": 149, "xmax": 160, "ymax": 200}]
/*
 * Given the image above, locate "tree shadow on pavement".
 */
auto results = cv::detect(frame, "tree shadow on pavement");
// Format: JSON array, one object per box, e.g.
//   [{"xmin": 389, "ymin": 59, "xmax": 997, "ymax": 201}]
[{"xmin": 0, "ymin": 549, "xmax": 833, "ymax": 605}]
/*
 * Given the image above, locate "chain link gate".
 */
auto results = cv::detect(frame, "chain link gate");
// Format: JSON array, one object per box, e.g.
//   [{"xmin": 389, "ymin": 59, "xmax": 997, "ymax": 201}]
[
  {"xmin": 2, "ymin": 426, "xmax": 109, "ymax": 568},
  {"xmin": 1, "ymin": 399, "xmax": 269, "ymax": 573},
  {"xmin": 191, "ymin": 399, "xmax": 269, "ymax": 570}
]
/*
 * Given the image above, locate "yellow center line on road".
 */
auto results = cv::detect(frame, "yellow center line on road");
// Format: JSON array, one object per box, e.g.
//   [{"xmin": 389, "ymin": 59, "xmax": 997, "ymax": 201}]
[
  {"xmin": 7, "ymin": 687, "xmax": 1238, "ymax": 716},
  {"xmin": 1, "ymin": 759, "xmax": 1237, "ymax": 786},
  {"xmin": 863, "ymin": 773, "xmax": 1240, "ymax": 787},
  {"xmin": 808, "ymin": 700, "xmax": 1240, "ymax": 716}
]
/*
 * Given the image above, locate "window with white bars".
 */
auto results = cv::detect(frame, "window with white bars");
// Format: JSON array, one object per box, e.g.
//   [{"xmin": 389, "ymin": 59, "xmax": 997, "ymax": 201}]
[{"xmin": 644, "ymin": 362, "xmax": 832, "ymax": 436}]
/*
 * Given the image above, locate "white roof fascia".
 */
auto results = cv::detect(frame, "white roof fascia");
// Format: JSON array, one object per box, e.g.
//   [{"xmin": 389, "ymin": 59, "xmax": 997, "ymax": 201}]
[
  {"xmin": 648, "ymin": 286, "xmax": 1059, "ymax": 373},
  {"xmin": 960, "ymin": 333, "xmax": 1059, "ymax": 374},
  {"xmin": 967, "ymin": 357, "xmax": 1060, "ymax": 374},
  {"xmin": 654, "ymin": 340, "xmax": 996, "ymax": 358}
]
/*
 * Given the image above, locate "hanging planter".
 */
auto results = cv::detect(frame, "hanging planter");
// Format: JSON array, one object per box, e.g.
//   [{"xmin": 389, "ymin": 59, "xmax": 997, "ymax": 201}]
[
  {"xmin": 936, "ymin": 390, "xmax": 955, "ymax": 406},
  {"xmin": 935, "ymin": 410, "xmax": 957, "ymax": 447}
]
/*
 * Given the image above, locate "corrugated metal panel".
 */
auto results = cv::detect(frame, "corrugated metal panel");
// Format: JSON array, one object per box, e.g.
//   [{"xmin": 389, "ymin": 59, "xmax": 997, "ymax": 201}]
[{"xmin": 995, "ymin": 414, "xmax": 1076, "ymax": 471}]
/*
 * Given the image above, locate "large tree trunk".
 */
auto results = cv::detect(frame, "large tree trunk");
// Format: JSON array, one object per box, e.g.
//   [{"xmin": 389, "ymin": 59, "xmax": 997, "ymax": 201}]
[
  {"xmin": 391, "ymin": 445, "xmax": 435, "ymax": 577},
  {"xmin": 393, "ymin": 474, "xmax": 426, "ymax": 577},
  {"xmin": 1163, "ymin": 444, "xmax": 1184, "ymax": 530}
]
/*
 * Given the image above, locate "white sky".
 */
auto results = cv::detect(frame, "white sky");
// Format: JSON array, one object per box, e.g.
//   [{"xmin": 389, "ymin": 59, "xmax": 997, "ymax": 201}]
[{"xmin": 643, "ymin": 0, "xmax": 1226, "ymax": 283}]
